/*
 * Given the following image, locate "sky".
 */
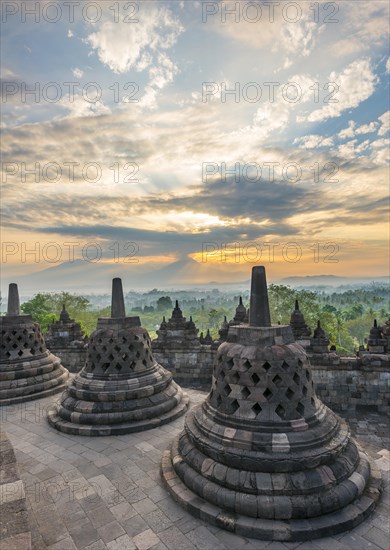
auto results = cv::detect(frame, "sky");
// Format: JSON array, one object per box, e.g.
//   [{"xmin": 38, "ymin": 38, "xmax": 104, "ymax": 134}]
[{"xmin": 1, "ymin": 0, "xmax": 389, "ymax": 288}]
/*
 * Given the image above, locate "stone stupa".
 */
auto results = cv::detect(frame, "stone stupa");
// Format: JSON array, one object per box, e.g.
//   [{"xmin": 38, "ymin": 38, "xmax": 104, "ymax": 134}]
[
  {"xmin": 161, "ymin": 266, "xmax": 382, "ymax": 541},
  {"xmin": 0, "ymin": 284, "xmax": 69, "ymax": 405},
  {"xmin": 47, "ymin": 278, "xmax": 189, "ymax": 435},
  {"xmin": 289, "ymin": 299, "xmax": 311, "ymax": 341}
]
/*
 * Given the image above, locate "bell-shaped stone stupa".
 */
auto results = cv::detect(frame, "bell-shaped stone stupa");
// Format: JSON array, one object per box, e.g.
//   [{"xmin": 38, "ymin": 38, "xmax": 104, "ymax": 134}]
[
  {"xmin": 161, "ymin": 267, "xmax": 382, "ymax": 541},
  {"xmin": 47, "ymin": 278, "xmax": 189, "ymax": 435},
  {"xmin": 0, "ymin": 284, "xmax": 69, "ymax": 405}
]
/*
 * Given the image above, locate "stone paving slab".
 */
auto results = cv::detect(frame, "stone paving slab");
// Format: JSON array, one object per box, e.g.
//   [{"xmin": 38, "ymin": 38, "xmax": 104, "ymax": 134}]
[
  {"xmin": 1, "ymin": 390, "xmax": 389, "ymax": 550},
  {"xmin": 0, "ymin": 431, "xmax": 31, "ymax": 549}
]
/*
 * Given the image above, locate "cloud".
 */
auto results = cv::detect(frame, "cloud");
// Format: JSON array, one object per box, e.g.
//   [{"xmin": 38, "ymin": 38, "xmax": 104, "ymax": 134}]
[
  {"xmin": 86, "ymin": 5, "xmax": 183, "ymax": 74},
  {"xmin": 209, "ymin": 3, "xmax": 322, "ymax": 66},
  {"xmin": 294, "ymin": 135, "xmax": 334, "ymax": 149},
  {"xmin": 378, "ymin": 111, "xmax": 389, "ymax": 136},
  {"xmin": 329, "ymin": 1, "xmax": 389, "ymax": 57},
  {"xmin": 304, "ymin": 59, "xmax": 378, "ymax": 122},
  {"xmin": 338, "ymin": 115, "xmax": 386, "ymax": 142},
  {"xmin": 72, "ymin": 68, "xmax": 84, "ymax": 78},
  {"xmin": 338, "ymin": 121, "xmax": 356, "ymax": 140},
  {"xmin": 84, "ymin": 4, "xmax": 183, "ymax": 109},
  {"xmin": 355, "ymin": 122, "xmax": 378, "ymax": 135},
  {"xmin": 57, "ymin": 95, "xmax": 111, "ymax": 119}
]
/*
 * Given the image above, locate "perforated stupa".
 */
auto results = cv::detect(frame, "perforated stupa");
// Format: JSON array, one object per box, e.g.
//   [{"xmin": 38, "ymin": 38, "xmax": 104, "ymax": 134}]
[
  {"xmin": 0, "ymin": 283, "xmax": 69, "ymax": 405},
  {"xmin": 161, "ymin": 266, "xmax": 382, "ymax": 541},
  {"xmin": 47, "ymin": 278, "xmax": 189, "ymax": 435}
]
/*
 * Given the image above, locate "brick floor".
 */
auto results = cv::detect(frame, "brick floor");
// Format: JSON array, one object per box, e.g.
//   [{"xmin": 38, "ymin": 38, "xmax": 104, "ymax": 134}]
[{"xmin": 2, "ymin": 390, "xmax": 389, "ymax": 550}]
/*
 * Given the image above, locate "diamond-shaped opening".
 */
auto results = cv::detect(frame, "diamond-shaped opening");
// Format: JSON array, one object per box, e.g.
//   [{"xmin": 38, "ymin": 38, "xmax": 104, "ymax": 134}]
[
  {"xmin": 286, "ymin": 388, "xmax": 294, "ymax": 400},
  {"xmin": 216, "ymin": 394, "xmax": 222, "ymax": 407},
  {"xmin": 17, "ymin": 350, "xmax": 24, "ymax": 357},
  {"xmin": 114, "ymin": 345, "xmax": 121, "ymax": 352},
  {"xmin": 241, "ymin": 386, "xmax": 250, "ymax": 399},
  {"xmin": 16, "ymin": 335, "xmax": 22, "ymax": 341},
  {"xmin": 263, "ymin": 388, "xmax": 272, "ymax": 400},
  {"xmin": 129, "ymin": 361, "xmax": 136, "ymax": 370},
  {"xmin": 243, "ymin": 359, "xmax": 252, "ymax": 369},
  {"xmin": 11, "ymin": 330, "xmax": 17, "ymax": 336},
  {"xmin": 302, "ymin": 385, "xmax": 308, "ymax": 397},
  {"xmin": 226, "ymin": 358, "xmax": 234, "ymax": 370},
  {"xmin": 39, "ymin": 347, "xmax": 44, "ymax": 353},
  {"xmin": 306, "ymin": 370, "xmax": 311, "ymax": 381},
  {"xmin": 102, "ymin": 362, "xmax": 110, "ymax": 371},
  {"xmin": 142, "ymin": 359, "xmax": 147, "ymax": 366},
  {"xmin": 220, "ymin": 370, "xmax": 226, "ymax": 381},
  {"xmin": 121, "ymin": 353, "xmax": 128, "ymax": 361},
  {"xmin": 96, "ymin": 353, "xmax": 101, "ymax": 361},
  {"xmin": 108, "ymin": 338, "xmax": 114, "ymax": 344},
  {"xmin": 136, "ymin": 351, "xmax": 140, "ymax": 359},
  {"xmin": 311, "ymin": 397, "xmax": 316, "ymax": 407},
  {"xmin": 114, "ymin": 363, "xmax": 122, "ymax": 372},
  {"xmin": 281, "ymin": 361, "xmax": 289, "ymax": 370},
  {"xmin": 231, "ymin": 399, "xmax": 240, "ymax": 413},
  {"xmin": 5, "ymin": 336, "xmax": 11, "ymax": 343},
  {"xmin": 296, "ymin": 402, "xmax": 305, "ymax": 416},
  {"xmin": 102, "ymin": 345, "xmax": 107, "ymax": 352},
  {"xmin": 251, "ymin": 372, "xmax": 260, "ymax": 385},
  {"xmin": 30, "ymin": 348, "xmax": 35, "ymax": 355},
  {"xmin": 263, "ymin": 361, "xmax": 272, "ymax": 372},
  {"xmin": 97, "ymin": 338, "xmax": 103, "ymax": 344},
  {"xmin": 272, "ymin": 374, "xmax": 283, "ymax": 387},
  {"xmin": 134, "ymin": 335, "xmax": 139, "ymax": 341},
  {"xmin": 128, "ymin": 344, "xmax": 134, "ymax": 351},
  {"xmin": 298, "ymin": 359, "xmax": 303, "ymax": 367},
  {"xmin": 231, "ymin": 372, "xmax": 240, "ymax": 384},
  {"xmin": 252, "ymin": 402, "xmax": 262, "ymax": 415},
  {"xmin": 293, "ymin": 373, "xmax": 300, "ymax": 385},
  {"xmin": 12, "ymin": 343, "xmax": 18, "ymax": 349},
  {"xmin": 275, "ymin": 404, "xmax": 286, "ymax": 419},
  {"xmin": 108, "ymin": 353, "xmax": 115, "ymax": 361},
  {"xmin": 223, "ymin": 384, "xmax": 232, "ymax": 396},
  {"xmin": 5, "ymin": 351, "xmax": 11, "ymax": 358}
]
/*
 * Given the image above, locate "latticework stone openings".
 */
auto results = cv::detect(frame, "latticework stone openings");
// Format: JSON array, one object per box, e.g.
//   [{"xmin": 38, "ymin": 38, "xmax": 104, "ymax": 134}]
[
  {"xmin": 161, "ymin": 266, "xmax": 382, "ymax": 541},
  {"xmin": 0, "ymin": 284, "xmax": 69, "ymax": 405},
  {"xmin": 47, "ymin": 278, "xmax": 189, "ymax": 436}
]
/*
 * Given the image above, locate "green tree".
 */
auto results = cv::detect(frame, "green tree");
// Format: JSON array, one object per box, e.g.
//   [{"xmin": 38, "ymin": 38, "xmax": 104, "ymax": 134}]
[
  {"xmin": 21, "ymin": 292, "xmax": 91, "ymax": 333},
  {"xmin": 268, "ymin": 285, "xmax": 321, "ymax": 328},
  {"xmin": 156, "ymin": 296, "xmax": 173, "ymax": 311}
]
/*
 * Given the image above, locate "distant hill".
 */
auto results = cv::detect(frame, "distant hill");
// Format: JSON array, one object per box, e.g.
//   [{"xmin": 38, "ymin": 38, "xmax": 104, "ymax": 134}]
[
  {"xmin": 279, "ymin": 275, "xmax": 389, "ymax": 290},
  {"xmin": 1, "ymin": 258, "xmax": 249, "ymax": 294},
  {"xmin": 2, "ymin": 260, "xmax": 388, "ymax": 296}
]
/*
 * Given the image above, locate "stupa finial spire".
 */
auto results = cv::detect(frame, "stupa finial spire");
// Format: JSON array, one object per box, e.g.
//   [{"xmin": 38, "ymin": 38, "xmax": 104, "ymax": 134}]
[
  {"xmin": 249, "ymin": 266, "xmax": 271, "ymax": 327},
  {"xmin": 111, "ymin": 278, "xmax": 126, "ymax": 318},
  {"xmin": 7, "ymin": 283, "xmax": 20, "ymax": 316}
]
